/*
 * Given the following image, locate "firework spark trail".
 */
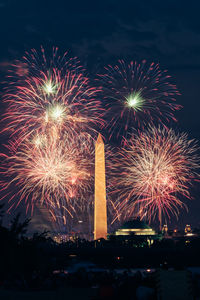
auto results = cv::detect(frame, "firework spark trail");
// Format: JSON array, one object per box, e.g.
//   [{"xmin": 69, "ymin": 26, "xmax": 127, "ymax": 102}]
[
  {"xmin": 0, "ymin": 47, "xmax": 106, "ymax": 229},
  {"xmin": 1, "ymin": 49, "xmax": 191, "ymax": 232},
  {"xmin": 0, "ymin": 126, "xmax": 117, "ymax": 230},
  {"xmin": 2, "ymin": 47, "xmax": 104, "ymax": 146},
  {"xmin": 112, "ymin": 126, "xmax": 200, "ymax": 226},
  {"xmin": 44, "ymin": 139, "xmax": 118, "ymax": 231},
  {"xmin": 0, "ymin": 132, "xmax": 95, "ymax": 219},
  {"xmin": 99, "ymin": 60, "xmax": 181, "ymax": 141}
]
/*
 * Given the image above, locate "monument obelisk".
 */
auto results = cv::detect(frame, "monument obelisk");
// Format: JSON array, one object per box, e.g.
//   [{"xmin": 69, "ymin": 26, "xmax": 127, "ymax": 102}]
[{"xmin": 94, "ymin": 133, "xmax": 107, "ymax": 240}]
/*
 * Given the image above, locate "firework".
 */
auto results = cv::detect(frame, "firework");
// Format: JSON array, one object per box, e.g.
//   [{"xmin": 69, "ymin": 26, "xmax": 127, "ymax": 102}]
[
  {"xmin": 2, "ymin": 48, "xmax": 103, "ymax": 146},
  {"xmin": 112, "ymin": 126, "xmax": 200, "ymax": 226},
  {"xmin": 0, "ymin": 132, "xmax": 94, "ymax": 219},
  {"xmin": 0, "ymin": 128, "xmax": 117, "ymax": 231},
  {"xmin": 99, "ymin": 60, "xmax": 181, "ymax": 141}
]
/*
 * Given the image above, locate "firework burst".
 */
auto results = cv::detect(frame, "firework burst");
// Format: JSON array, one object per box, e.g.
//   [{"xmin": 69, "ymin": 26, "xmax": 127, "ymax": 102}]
[
  {"xmin": 99, "ymin": 60, "xmax": 181, "ymax": 141},
  {"xmin": 112, "ymin": 126, "xmax": 200, "ymax": 226},
  {"xmin": 2, "ymin": 47, "xmax": 104, "ymax": 146},
  {"xmin": 0, "ymin": 132, "xmax": 94, "ymax": 219},
  {"xmin": 0, "ymin": 128, "xmax": 117, "ymax": 231}
]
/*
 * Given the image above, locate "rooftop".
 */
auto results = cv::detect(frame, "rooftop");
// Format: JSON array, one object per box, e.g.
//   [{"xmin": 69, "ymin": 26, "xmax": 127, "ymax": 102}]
[{"xmin": 120, "ymin": 219, "xmax": 152, "ymax": 230}]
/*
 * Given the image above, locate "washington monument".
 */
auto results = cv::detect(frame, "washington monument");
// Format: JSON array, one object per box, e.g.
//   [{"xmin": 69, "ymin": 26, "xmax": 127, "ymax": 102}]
[{"xmin": 94, "ymin": 133, "xmax": 107, "ymax": 240}]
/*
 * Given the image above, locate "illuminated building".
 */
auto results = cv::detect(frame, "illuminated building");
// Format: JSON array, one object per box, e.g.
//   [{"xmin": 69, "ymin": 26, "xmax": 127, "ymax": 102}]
[
  {"xmin": 162, "ymin": 224, "xmax": 168, "ymax": 235},
  {"xmin": 53, "ymin": 234, "xmax": 70, "ymax": 243},
  {"xmin": 109, "ymin": 219, "xmax": 159, "ymax": 247},
  {"xmin": 185, "ymin": 224, "xmax": 192, "ymax": 234},
  {"xmin": 114, "ymin": 219, "xmax": 156, "ymax": 237},
  {"xmin": 94, "ymin": 133, "xmax": 107, "ymax": 240}
]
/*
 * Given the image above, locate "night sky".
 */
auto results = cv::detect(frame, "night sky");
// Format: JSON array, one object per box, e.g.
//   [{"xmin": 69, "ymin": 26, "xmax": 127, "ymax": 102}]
[{"xmin": 0, "ymin": 0, "xmax": 200, "ymax": 229}]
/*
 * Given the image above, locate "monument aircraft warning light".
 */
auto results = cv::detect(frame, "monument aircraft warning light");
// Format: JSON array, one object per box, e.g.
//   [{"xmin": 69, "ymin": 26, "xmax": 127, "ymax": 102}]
[{"xmin": 94, "ymin": 133, "xmax": 107, "ymax": 240}]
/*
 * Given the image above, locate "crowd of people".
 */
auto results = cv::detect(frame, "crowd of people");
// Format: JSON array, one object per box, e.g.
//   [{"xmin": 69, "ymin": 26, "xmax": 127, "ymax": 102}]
[{"xmin": 0, "ymin": 268, "xmax": 155, "ymax": 299}]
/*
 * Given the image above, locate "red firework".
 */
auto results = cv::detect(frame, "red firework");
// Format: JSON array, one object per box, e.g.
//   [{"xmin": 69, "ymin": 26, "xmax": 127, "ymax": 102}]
[
  {"xmin": 112, "ymin": 126, "xmax": 200, "ymax": 226},
  {"xmin": 0, "ymin": 132, "xmax": 94, "ymax": 218},
  {"xmin": 2, "ymin": 47, "xmax": 104, "ymax": 147}
]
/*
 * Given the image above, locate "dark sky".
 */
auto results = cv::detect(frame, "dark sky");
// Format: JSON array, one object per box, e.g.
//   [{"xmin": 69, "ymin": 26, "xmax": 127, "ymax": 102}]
[{"xmin": 0, "ymin": 0, "xmax": 200, "ymax": 229}]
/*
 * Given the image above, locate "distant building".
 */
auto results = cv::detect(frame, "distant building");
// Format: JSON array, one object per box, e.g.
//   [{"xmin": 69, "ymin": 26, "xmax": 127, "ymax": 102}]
[
  {"xmin": 162, "ymin": 224, "xmax": 168, "ymax": 235},
  {"xmin": 185, "ymin": 224, "xmax": 192, "ymax": 234},
  {"xmin": 109, "ymin": 219, "xmax": 160, "ymax": 246},
  {"xmin": 115, "ymin": 219, "xmax": 157, "ymax": 236}
]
